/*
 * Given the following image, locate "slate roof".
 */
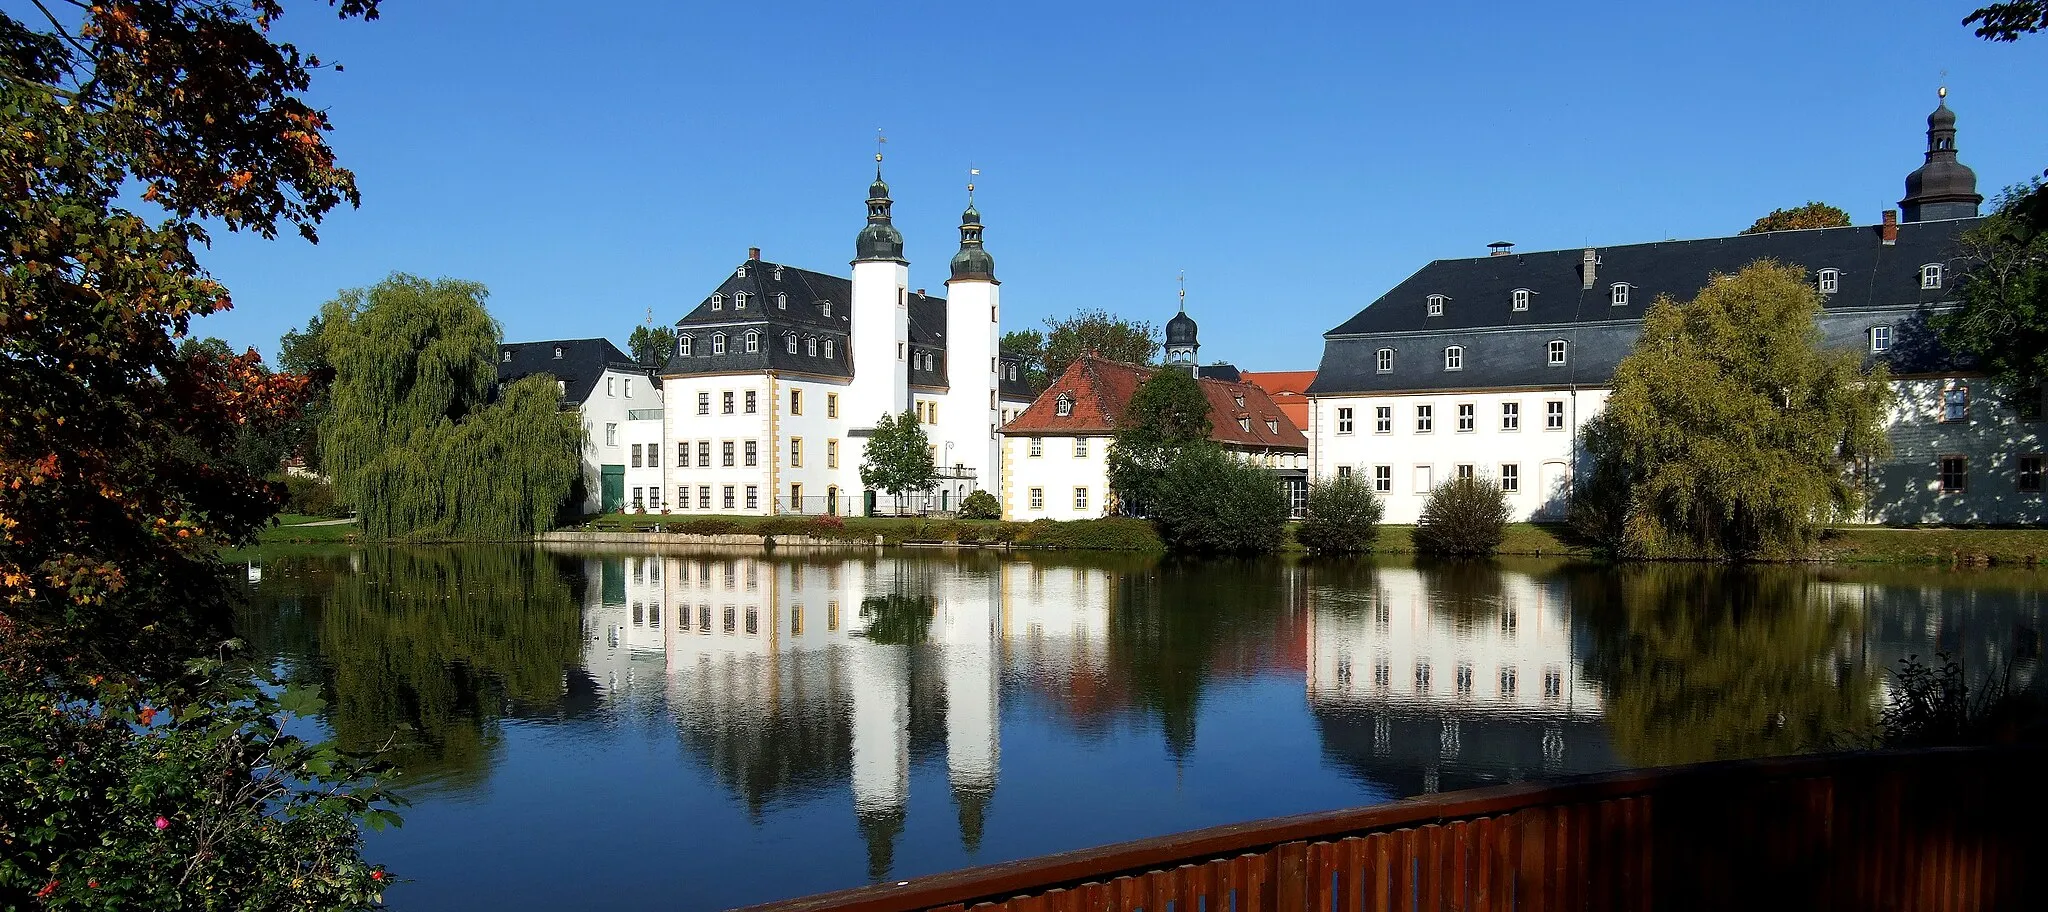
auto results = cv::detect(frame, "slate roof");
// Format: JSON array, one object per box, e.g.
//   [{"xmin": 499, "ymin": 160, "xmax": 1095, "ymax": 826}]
[
  {"xmin": 1310, "ymin": 218, "xmax": 1981, "ymax": 396},
  {"xmin": 665, "ymin": 260, "xmax": 857, "ymax": 378},
  {"xmin": 498, "ymin": 338, "xmax": 643, "ymax": 404},
  {"xmin": 1196, "ymin": 363, "xmax": 1242, "ymax": 382},
  {"xmin": 1004, "ymin": 355, "xmax": 1308, "ymax": 450},
  {"xmin": 997, "ymin": 350, "xmax": 1037, "ymax": 403}
]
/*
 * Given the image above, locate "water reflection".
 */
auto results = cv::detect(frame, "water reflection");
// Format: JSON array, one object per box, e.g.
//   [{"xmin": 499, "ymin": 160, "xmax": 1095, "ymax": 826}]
[{"xmin": 236, "ymin": 547, "xmax": 2047, "ymax": 911}]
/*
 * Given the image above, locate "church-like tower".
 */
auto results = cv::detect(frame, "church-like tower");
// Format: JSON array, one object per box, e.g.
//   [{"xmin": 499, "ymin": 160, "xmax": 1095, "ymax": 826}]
[
  {"xmin": 1901, "ymin": 89, "xmax": 1983, "ymax": 223},
  {"xmin": 848, "ymin": 160, "xmax": 911, "ymax": 429},
  {"xmin": 1164, "ymin": 287, "xmax": 1199, "ymax": 376},
  {"xmin": 942, "ymin": 187, "xmax": 1002, "ymax": 498}
]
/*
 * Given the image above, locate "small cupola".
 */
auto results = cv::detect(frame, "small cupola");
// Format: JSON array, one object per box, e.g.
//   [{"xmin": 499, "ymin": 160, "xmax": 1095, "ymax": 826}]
[
  {"xmin": 949, "ymin": 184, "xmax": 996, "ymax": 282},
  {"xmin": 855, "ymin": 155, "xmax": 906, "ymax": 263},
  {"xmin": 1901, "ymin": 88, "xmax": 1983, "ymax": 222}
]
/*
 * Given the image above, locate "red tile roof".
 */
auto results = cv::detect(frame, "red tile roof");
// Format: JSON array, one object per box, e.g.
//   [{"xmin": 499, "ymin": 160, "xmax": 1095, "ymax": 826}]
[
  {"xmin": 1002, "ymin": 356, "xmax": 1307, "ymax": 450},
  {"xmin": 1239, "ymin": 370, "xmax": 1316, "ymax": 432}
]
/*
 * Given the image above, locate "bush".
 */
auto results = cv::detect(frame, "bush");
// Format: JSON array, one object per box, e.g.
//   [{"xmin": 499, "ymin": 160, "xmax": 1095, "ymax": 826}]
[
  {"xmin": 1014, "ymin": 518, "xmax": 1163, "ymax": 550},
  {"xmin": 278, "ymin": 473, "xmax": 346, "ymax": 517},
  {"xmin": 1296, "ymin": 474, "xmax": 1384, "ymax": 554},
  {"xmin": 1412, "ymin": 476, "xmax": 1511, "ymax": 556},
  {"xmin": 809, "ymin": 514, "xmax": 848, "ymax": 536},
  {"xmin": 959, "ymin": 490, "xmax": 1001, "ymax": 520},
  {"xmin": 1149, "ymin": 447, "xmax": 1288, "ymax": 554}
]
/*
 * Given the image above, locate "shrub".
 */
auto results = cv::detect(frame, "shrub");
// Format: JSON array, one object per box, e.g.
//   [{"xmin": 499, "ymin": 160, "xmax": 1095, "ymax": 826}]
[
  {"xmin": 1875, "ymin": 653, "xmax": 2046, "ymax": 748},
  {"xmin": 959, "ymin": 490, "xmax": 1002, "ymax": 520},
  {"xmin": 675, "ymin": 518, "xmax": 737, "ymax": 536},
  {"xmin": 1412, "ymin": 476, "xmax": 1511, "ymax": 556},
  {"xmin": 1149, "ymin": 448, "xmax": 1288, "ymax": 554},
  {"xmin": 1296, "ymin": 474, "xmax": 1384, "ymax": 554},
  {"xmin": 278, "ymin": 473, "xmax": 346, "ymax": 517},
  {"xmin": 809, "ymin": 514, "xmax": 848, "ymax": 536},
  {"xmin": 1014, "ymin": 518, "xmax": 1163, "ymax": 550}
]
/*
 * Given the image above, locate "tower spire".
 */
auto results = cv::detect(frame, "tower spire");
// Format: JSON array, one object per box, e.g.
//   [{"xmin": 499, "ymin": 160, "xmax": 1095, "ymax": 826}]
[
  {"xmin": 950, "ymin": 167, "xmax": 996, "ymax": 282},
  {"xmin": 855, "ymin": 136, "xmax": 905, "ymax": 263},
  {"xmin": 1164, "ymin": 274, "xmax": 1199, "ymax": 375},
  {"xmin": 1900, "ymin": 86, "xmax": 1982, "ymax": 222}
]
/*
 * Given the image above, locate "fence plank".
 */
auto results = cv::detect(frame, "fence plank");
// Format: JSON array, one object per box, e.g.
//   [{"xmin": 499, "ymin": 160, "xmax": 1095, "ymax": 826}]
[
  {"xmin": 1365, "ymin": 834, "xmax": 1394, "ymax": 912},
  {"xmin": 1275, "ymin": 842, "xmax": 1308, "ymax": 912},
  {"xmin": 1337, "ymin": 838, "xmax": 1363, "ymax": 912}
]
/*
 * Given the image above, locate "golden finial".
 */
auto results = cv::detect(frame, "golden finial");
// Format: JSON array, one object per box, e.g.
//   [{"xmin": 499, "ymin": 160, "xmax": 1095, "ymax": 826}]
[
  {"xmin": 875, "ymin": 128, "xmax": 887, "ymax": 163},
  {"xmin": 1177, "ymin": 271, "xmax": 1186, "ymax": 310}
]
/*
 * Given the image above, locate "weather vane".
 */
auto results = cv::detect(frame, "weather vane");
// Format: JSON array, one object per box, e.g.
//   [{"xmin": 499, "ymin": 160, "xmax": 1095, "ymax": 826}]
[
  {"xmin": 875, "ymin": 128, "xmax": 887, "ymax": 163},
  {"xmin": 1178, "ymin": 271, "xmax": 1186, "ymax": 309},
  {"xmin": 968, "ymin": 165, "xmax": 980, "ymax": 196}
]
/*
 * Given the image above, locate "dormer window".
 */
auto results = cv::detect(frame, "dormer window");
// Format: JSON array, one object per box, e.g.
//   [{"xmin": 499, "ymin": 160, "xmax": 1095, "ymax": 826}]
[
  {"xmin": 1610, "ymin": 283, "xmax": 1630, "ymax": 307},
  {"xmin": 1548, "ymin": 340, "xmax": 1568, "ymax": 366},
  {"xmin": 1512, "ymin": 289, "xmax": 1531, "ymax": 311},
  {"xmin": 1818, "ymin": 269, "xmax": 1839, "ymax": 294},
  {"xmin": 711, "ymin": 293, "xmax": 723, "ymax": 310},
  {"xmin": 772, "ymin": 266, "xmax": 783, "ymax": 280},
  {"xmin": 736, "ymin": 265, "xmax": 747, "ymax": 278},
  {"xmin": 1444, "ymin": 346, "xmax": 1464, "ymax": 370},
  {"xmin": 734, "ymin": 292, "xmax": 749, "ymax": 310},
  {"xmin": 1266, "ymin": 419, "xmax": 1279, "ymax": 433},
  {"xmin": 823, "ymin": 339, "xmax": 834, "ymax": 358},
  {"xmin": 1055, "ymin": 395, "xmax": 1073, "ymax": 417},
  {"xmin": 1921, "ymin": 264, "xmax": 1944, "ymax": 289},
  {"xmin": 744, "ymin": 330, "xmax": 759, "ymax": 353},
  {"xmin": 1427, "ymin": 294, "xmax": 1446, "ymax": 317},
  {"xmin": 501, "ymin": 349, "xmax": 511, "ymax": 363},
  {"xmin": 806, "ymin": 337, "xmax": 818, "ymax": 357},
  {"xmin": 1238, "ymin": 417, "xmax": 1251, "ymax": 432},
  {"xmin": 1376, "ymin": 348, "xmax": 1394, "ymax": 373},
  {"xmin": 776, "ymin": 292, "xmax": 787, "ymax": 309},
  {"xmin": 821, "ymin": 301, "xmax": 833, "ymax": 318},
  {"xmin": 1870, "ymin": 325, "xmax": 1893, "ymax": 353},
  {"xmin": 711, "ymin": 333, "xmax": 726, "ymax": 355},
  {"xmin": 786, "ymin": 332, "xmax": 797, "ymax": 354},
  {"xmin": 1233, "ymin": 394, "xmax": 1245, "ymax": 408},
  {"xmin": 1008, "ymin": 364, "xmax": 1018, "ymax": 381},
  {"xmin": 678, "ymin": 336, "xmax": 693, "ymax": 357},
  {"xmin": 552, "ymin": 346, "xmax": 563, "ymax": 360}
]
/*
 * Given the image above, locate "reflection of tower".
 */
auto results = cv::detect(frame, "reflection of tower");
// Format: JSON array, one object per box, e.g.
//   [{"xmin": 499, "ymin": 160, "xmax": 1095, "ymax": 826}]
[
  {"xmin": 847, "ymin": 630, "xmax": 909, "ymax": 881},
  {"xmin": 938, "ymin": 567, "xmax": 1000, "ymax": 854}
]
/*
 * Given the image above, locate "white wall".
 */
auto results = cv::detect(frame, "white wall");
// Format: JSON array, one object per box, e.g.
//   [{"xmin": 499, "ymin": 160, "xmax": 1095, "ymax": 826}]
[
  {"xmin": 1001, "ymin": 434, "xmax": 1109, "ymax": 521},
  {"xmin": 938, "ymin": 277, "xmax": 1002, "ymax": 501},
  {"xmin": 623, "ymin": 414, "xmax": 666, "ymax": 512},
  {"xmin": 661, "ymin": 374, "xmax": 774, "ymax": 514},
  {"xmin": 575, "ymin": 367, "xmax": 663, "ymax": 514}
]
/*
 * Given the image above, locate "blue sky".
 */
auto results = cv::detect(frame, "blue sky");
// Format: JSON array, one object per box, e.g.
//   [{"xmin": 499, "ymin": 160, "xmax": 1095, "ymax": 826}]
[{"xmin": 194, "ymin": 0, "xmax": 2046, "ymax": 371}]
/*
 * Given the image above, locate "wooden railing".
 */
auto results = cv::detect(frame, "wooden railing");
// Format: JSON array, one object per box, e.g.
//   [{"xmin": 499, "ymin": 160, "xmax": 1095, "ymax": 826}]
[{"xmin": 739, "ymin": 748, "xmax": 2046, "ymax": 912}]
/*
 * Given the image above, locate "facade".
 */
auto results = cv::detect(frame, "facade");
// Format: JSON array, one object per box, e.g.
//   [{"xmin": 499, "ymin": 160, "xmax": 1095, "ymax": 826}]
[
  {"xmin": 1000, "ymin": 346, "xmax": 1311, "ymax": 521},
  {"xmin": 650, "ymin": 170, "xmax": 1035, "ymax": 516},
  {"xmin": 497, "ymin": 338, "xmax": 660, "ymax": 514},
  {"xmin": 1308, "ymin": 95, "xmax": 2044, "ymax": 525}
]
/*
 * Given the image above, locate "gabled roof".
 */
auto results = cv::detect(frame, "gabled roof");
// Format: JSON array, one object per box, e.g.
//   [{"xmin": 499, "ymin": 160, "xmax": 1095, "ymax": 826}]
[
  {"xmin": 1240, "ymin": 370, "xmax": 1316, "ymax": 430},
  {"xmin": 666, "ymin": 260, "xmax": 858, "ymax": 377},
  {"xmin": 1003, "ymin": 355, "xmax": 1308, "ymax": 450},
  {"xmin": 498, "ymin": 338, "xmax": 642, "ymax": 404}
]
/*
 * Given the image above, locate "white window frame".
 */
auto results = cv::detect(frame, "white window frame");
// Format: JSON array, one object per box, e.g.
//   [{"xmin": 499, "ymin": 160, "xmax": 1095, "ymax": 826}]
[
  {"xmin": 711, "ymin": 333, "xmax": 726, "ymax": 355},
  {"xmin": 786, "ymin": 333, "xmax": 797, "ymax": 354},
  {"xmin": 1545, "ymin": 400, "xmax": 1566, "ymax": 430},
  {"xmin": 1456, "ymin": 403, "xmax": 1475, "ymax": 432},
  {"xmin": 1028, "ymin": 437, "xmax": 1043, "ymax": 457},
  {"xmin": 1336, "ymin": 407, "xmax": 1354, "ymax": 435},
  {"xmin": 1376, "ymin": 348, "xmax": 1394, "ymax": 373},
  {"xmin": 1818, "ymin": 269, "xmax": 1839, "ymax": 294},
  {"xmin": 1074, "ymin": 437, "xmax": 1089, "ymax": 457},
  {"xmin": 1548, "ymin": 340, "xmax": 1567, "ymax": 366},
  {"xmin": 1610, "ymin": 283, "xmax": 1630, "ymax": 307},
  {"xmin": 1870, "ymin": 325, "xmax": 1893, "ymax": 352},
  {"xmin": 1055, "ymin": 395, "xmax": 1073, "ymax": 417},
  {"xmin": 776, "ymin": 292, "xmax": 787, "ymax": 309},
  {"xmin": 1373, "ymin": 465, "xmax": 1392, "ymax": 493},
  {"xmin": 1921, "ymin": 263, "xmax": 1943, "ymax": 289},
  {"xmin": 1374, "ymin": 406, "xmax": 1392, "ymax": 434},
  {"xmin": 1426, "ymin": 294, "xmax": 1446, "ymax": 316},
  {"xmin": 1502, "ymin": 402, "xmax": 1520, "ymax": 430},
  {"xmin": 1500, "ymin": 463, "xmax": 1520, "ymax": 493},
  {"xmin": 1029, "ymin": 487, "xmax": 1044, "ymax": 510},
  {"xmin": 1073, "ymin": 487, "xmax": 1089, "ymax": 510},
  {"xmin": 1444, "ymin": 346, "xmax": 1463, "ymax": 371},
  {"xmin": 823, "ymin": 340, "xmax": 834, "ymax": 358},
  {"xmin": 734, "ymin": 292, "xmax": 749, "ymax": 310},
  {"xmin": 744, "ymin": 331, "xmax": 759, "ymax": 354},
  {"xmin": 711, "ymin": 293, "xmax": 723, "ymax": 310},
  {"xmin": 679, "ymin": 335, "xmax": 693, "ymax": 357},
  {"xmin": 1415, "ymin": 404, "xmax": 1434, "ymax": 433},
  {"xmin": 1512, "ymin": 288, "xmax": 1531, "ymax": 311}
]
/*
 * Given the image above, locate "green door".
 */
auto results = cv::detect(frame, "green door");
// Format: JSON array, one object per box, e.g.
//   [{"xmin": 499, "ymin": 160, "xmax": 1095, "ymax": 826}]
[{"xmin": 600, "ymin": 465, "xmax": 625, "ymax": 513}]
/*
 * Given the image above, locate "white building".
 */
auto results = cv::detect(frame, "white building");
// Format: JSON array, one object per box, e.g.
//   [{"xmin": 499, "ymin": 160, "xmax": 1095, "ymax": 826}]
[
  {"xmin": 1308, "ymin": 96, "xmax": 2045, "ymax": 526},
  {"xmin": 651, "ymin": 168, "xmax": 1036, "ymax": 517},
  {"xmin": 497, "ymin": 338, "xmax": 661, "ymax": 514}
]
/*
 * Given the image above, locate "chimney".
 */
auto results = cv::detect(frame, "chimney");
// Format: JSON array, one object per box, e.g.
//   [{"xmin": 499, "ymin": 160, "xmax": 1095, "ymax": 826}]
[
  {"xmin": 748, "ymin": 246, "xmax": 761, "ymax": 261},
  {"xmin": 1581, "ymin": 248, "xmax": 1598, "ymax": 290},
  {"xmin": 1488, "ymin": 241, "xmax": 1514, "ymax": 257},
  {"xmin": 1881, "ymin": 211, "xmax": 1898, "ymax": 246}
]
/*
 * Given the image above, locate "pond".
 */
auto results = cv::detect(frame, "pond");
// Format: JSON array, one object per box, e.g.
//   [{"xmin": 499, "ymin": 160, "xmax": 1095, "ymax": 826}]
[{"xmin": 233, "ymin": 545, "xmax": 2047, "ymax": 911}]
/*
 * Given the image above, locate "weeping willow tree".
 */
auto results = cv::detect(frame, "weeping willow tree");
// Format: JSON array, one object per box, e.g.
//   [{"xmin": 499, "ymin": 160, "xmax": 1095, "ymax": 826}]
[{"xmin": 320, "ymin": 274, "xmax": 583, "ymax": 539}]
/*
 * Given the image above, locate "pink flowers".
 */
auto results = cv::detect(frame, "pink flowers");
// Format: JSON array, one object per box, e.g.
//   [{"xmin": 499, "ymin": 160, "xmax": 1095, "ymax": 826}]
[{"xmin": 154, "ymin": 815, "xmax": 169, "ymax": 830}]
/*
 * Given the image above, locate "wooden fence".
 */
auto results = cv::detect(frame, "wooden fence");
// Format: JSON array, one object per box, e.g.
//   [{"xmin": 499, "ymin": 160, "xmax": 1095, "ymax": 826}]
[{"xmin": 739, "ymin": 747, "xmax": 2046, "ymax": 912}]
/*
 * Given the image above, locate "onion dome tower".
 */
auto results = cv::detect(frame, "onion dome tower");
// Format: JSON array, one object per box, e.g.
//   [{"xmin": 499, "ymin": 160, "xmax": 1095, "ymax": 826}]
[
  {"xmin": 1901, "ymin": 88, "xmax": 1983, "ymax": 223},
  {"xmin": 1164, "ymin": 279, "xmax": 1199, "ymax": 375},
  {"xmin": 949, "ymin": 191, "xmax": 997, "ymax": 282},
  {"xmin": 856, "ymin": 163, "xmax": 907, "ymax": 263}
]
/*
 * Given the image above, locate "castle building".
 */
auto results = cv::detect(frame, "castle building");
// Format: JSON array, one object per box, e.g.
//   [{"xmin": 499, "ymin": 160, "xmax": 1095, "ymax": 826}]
[
  {"xmin": 1306, "ymin": 93, "xmax": 2043, "ymax": 525},
  {"xmin": 495, "ymin": 338, "xmax": 661, "ymax": 514},
  {"xmin": 649, "ymin": 164, "xmax": 1036, "ymax": 516}
]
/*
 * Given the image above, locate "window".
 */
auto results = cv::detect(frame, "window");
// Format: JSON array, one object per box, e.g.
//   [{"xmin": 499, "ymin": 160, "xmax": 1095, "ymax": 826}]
[
  {"xmin": 1943, "ymin": 387, "xmax": 1969, "ymax": 422},
  {"xmin": 1375, "ymin": 406, "xmax": 1392, "ymax": 434},
  {"xmin": 722, "ymin": 391, "xmax": 734, "ymax": 414},
  {"xmin": 711, "ymin": 294, "xmax": 723, "ymax": 310},
  {"xmin": 790, "ymin": 389, "xmax": 803, "ymax": 415},
  {"xmin": 1545, "ymin": 400, "xmax": 1566, "ymax": 430},
  {"xmin": 631, "ymin": 487, "xmax": 644, "ymax": 510},
  {"xmin": 1426, "ymin": 294, "xmax": 1446, "ymax": 316},
  {"xmin": 1029, "ymin": 487, "xmax": 1044, "ymax": 510},
  {"xmin": 897, "ymin": 342, "xmax": 905, "ymax": 361},
  {"xmin": 1456, "ymin": 662, "xmax": 1474, "ymax": 696},
  {"xmin": 1055, "ymin": 395, "xmax": 1073, "ymax": 417},
  {"xmin": 786, "ymin": 333, "xmax": 797, "ymax": 354},
  {"xmin": 1233, "ymin": 394, "xmax": 1245, "ymax": 408},
  {"xmin": 1444, "ymin": 346, "xmax": 1463, "ymax": 371},
  {"xmin": 649, "ymin": 442, "xmax": 659, "ymax": 465},
  {"xmin": 1457, "ymin": 403, "xmax": 1475, "ymax": 432},
  {"xmin": 699, "ymin": 485, "xmax": 711, "ymax": 509},
  {"xmin": 697, "ymin": 392, "xmax": 710, "ymax": 416},
  {"xmin": 1502, "ymin": 402, "xmax": 1521, "ymax": 430},
  {"xmin": 826, "ymin": 393, "xmax": 839, "ymax": 418},
  {"xmin": 1414, "ymin": 465, "xmax": 1434, "ymax": 492},
  {"xmin": 927, "ymin": 402, "xmax": 937, "ymax": 423},
  {"xmin": 824, "ymin": 340, "xmax": 834, "ymax": 358},
  {"xmin": 776, "ymin": 292, "xmax": 787, "ymax": 309},
  {"xmin": 1336, "ymin": 407, "xmax": 1354, "ymax": 434},
  {"xmin": 1074, "ymin": 437, "xmax": 1089, "ymax": 457},
  {"xmin": 790, "ymin": 437, "xmax": 802, "ymax": 468},
  {"xmin": 806, "ymin": 338, "xmax": 818, "ymax": 357},
  {"xmin": 1544, "ymin": 668, "xmax": 1563, "ymax": 700},
  {"xmin": 735, "ymin": 292, "xmax": 748, "ymax": 310},
  {"xmin": 648, "ymin": 487, "xmax": 662, "ymax": 511},
  {"xmin": 1376, "ymin": 348, "xmax": 1394, "ymax": 373},
  {"xmin": 697, "ymin": 441, "xmax": 711, "ymax": 467},
  {"xmin": 631, "ymin": 444, "xmax": 643, "ymax": 468},
  {"xmin": 745, "ymin": 486, "xmax": 759, "ymax": 510},
  {"xmin": 744, "ymin": 390, "xmax": 757, "ymax": 414},
  {"xmin": 1939, "ymin": 455, "xmax": 1968, "ymax": 493},
  {"xmin": 1336, "ymin": 465, "xmax": 1352, "ymax": 478},
  {"xmin": 604, "ymin": 423, "xmax": 618, "ymax": 447},
  {"xmin": 1237, "ymin": 417, "xmax": 1251, "ymax": 432},
  {"xmin": 735, "ymin": 265, "xmax": 746, "ymax": 278},
  {"xmin": 721, "ymin": 441, "xmax": 735, "ymax": 467},
  {"xmin": 2017, "ymin": 455, "xmax": 2043, "ymax": 493},
  {"xmin": 1499, "ymin": 667, "xmax": 1518, "ymax": 698},
  {"xmin": 1029, "ymin": 437, "xmax": 1043, "ymax": 457},
  {"xmin": 677, "ymin": 445, "xmax": 687, "ymax": 468},
  {"xmin": 821, "ymin": 301, "xmax": 833, "ymax": 318},
  {"xmin": 502, "ymin": 349, "xmax": 511, "ymax": 363},
  {"xmin": 1074, "ymin": 487, "xmax": 1089, "ymax": 510},
  {"xmin": 1267, "ymin": 419, "xmax": 1278, "ymax": 433},
  {"xmin": 1415, "ymin": 404, "xmax": 1433, "ymax": 433},
  {"xmin": 1501, "ymin": 463, "xmax": 1520, "ymax": 492},
  {"xmin": 711, "ymin": 333, "xmax": 726, "ymax": 355},
  {"xmin": 552, "ymin": 345, "xmax": 563, "ymax": 360},
  {"xmin": 677, "ymin": 485, "xmax": 688, "ymax": 508},
  {"xmin": 1373, "ymin": 465, "xmax": 1392, "ymax": 493},
  {"xmin": 1456, "ymin": 464, "xmax": 1475, "ymax": 480},
  {"xmin": 744, "ymin": 440, "xmax": 758, "ymax": 467},
  {"xmin": 722, "ymin": 485, "xmax": 736, "ymax": 509},
  {"xmin": 1818, "ymin": 269, "xmax": 1839, "ymax": 294},
  {"xmin": 1512, "ymin": 288, "xmax": 1530, "ymax": 311},
  {"xmin": 1870, "ymin": 325, "xmax": 1893, "ymax": 353},
  {"xmin": 1548, "ymin": 340, "xmax": 1567, "ymax": 366},
  {"xmin": 1611, "ymin": 284, "xmax": 1630, "ymax": 307},
  {"xmin": 744, "ymin": 331, "xmax": 759, "ymax": 353},
  {"xmin": 1415, "ymin": 661, "xmax": 1432, "ymax": 692},
  {"xmin": 1008, "ymin": 364, "xmax": 1019, "ymax": 380},
  {"xmin": 1921, "ymin": 263, "xmax": 1943, "ymax": 289},
  {"xmin": 624, "ymin": 378, "xmax": 632, "ymax": 397},
  {"xmin": 827, "ymin": 439, "xmax": 838, "ymax": 468},
  {"xmin": 607, "ymin": 377, "xmax": 616, "ymax": 397},
  {"xmin": 679, "ymin": 336, "xmax": 693, "ymax": 357}
]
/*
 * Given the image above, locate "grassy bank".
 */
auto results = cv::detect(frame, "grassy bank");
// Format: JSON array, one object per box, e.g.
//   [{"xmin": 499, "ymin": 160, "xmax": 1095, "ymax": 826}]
[
  {"xmin": 568, "ymin": 513, "xmax": 1165, "ymax": 550},
  {"xmin": 1812, "ymin": 527, "xmax": 2048, "ymax": 566}
]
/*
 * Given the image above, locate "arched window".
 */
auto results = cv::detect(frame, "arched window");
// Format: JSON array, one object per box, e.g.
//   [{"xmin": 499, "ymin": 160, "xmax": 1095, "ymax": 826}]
[
  {"xmin": 678, "ymin": 335, "xmax": 693, "ymax": 357},
  {"xmin": 806, "ymin": 337, "xmax": 818, "ymax": 357},
  {"xmin": 711, "ymin": 293, "xmax": 723, "ymax": 310},
  {"xmin": 1426, "ymin": 294, "xmax": 1446, "ymax": 316},
  {"xmin": 824, "ymin": 340, "xmax": 834, "ymax": 358},
  {"xmin": 1444, "ymin": 346, "xmax": 1464, "ymax": 371},
  {"xmin": 1610, "ymin": 283, "xmax": 1630, "ymax": 307},
  {"xmin": 1512, "ymin": 288, "xmax": 1531, "ymax": 311},
  {"xmin": 820, "ymin": 301, "xmax": 833, "ymax": 317},
  {"xmin": 1548, "ymin": 340, "xmax": 1567, "ymax": 365},
  {"xmin": 1817, "ymin": 269, "xmax": 1839, "ymax": 294},
  {"xmin": 1376, "ymin": 348, "xmax": 1394, "ymax": 373},
  {"xmin": 744, "ymin": 331, "xmax": 759, "ymax": 353},
  {"xmin": 710, "ymin": 332, "xmax": 726, "ymax": 355},
  {"xmin": 776, "ymin": 292, "xmax": 787, "ymax": 309},
  {"xmin": 785, "ymin": 332, "xmax": 797, "ymax": 354},
  {"xmin": 1055, "ymin": 395, "xmax": 1073, "ymax": 417},
  {"xmin": 734, "ymin": 292, "xmax": 749, "ymax": 310},
  {"xmin": 1921, "ymin": 264, "xmax": 1944, "ymax": 289}
]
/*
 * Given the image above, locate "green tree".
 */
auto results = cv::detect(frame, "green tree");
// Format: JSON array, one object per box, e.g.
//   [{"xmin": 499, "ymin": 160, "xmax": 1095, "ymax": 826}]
[
  {"xmin": 1150, "ymin": 447, "xmax": 1288, "ymax": 554},
  {"xmin": 1936, "ymin": 182, "xmax": 2048, "ymax": 392},
  {"xmin": 1001, "ymin": 328, "xmax": 1047, "ymax": 389},
  {"xmin": 627, "ymin": 321, "xmax": 677, "ymax": 366},
  {"xmin": 320, "ymin": 274, "xmax": 584, "ymax": 539},
  {"xmin": 1965, "ymin": 1, "xmax": 2046, "ymax": 40},
  {"xmin": 1107, "ymin": 367, "xmax": 1214, "ymax": 514},
  {"xmin": 1044, "ymin": 309, "xmax": 1158, "ymax": 379},
  {"xmin": 1582, "ymin": 261, "xmax": 1892, "ymax": 560},
  {"xmin": 859, "ymin": 410, "xmax": 937, "ymax": 513},
  {"xmin": 1295, "ymin": 473, "xmax": 1385, "ymax": 554},
  {"xmin": 1741, "ymin": 201, "xmax": 1852, "ymax": 234},
  {"xmin": 278, "ymin": 312, "xmax": 335, "ymax": 471},
  {"xmin": 1412, "ymin": 476, "xmax": 1512, "ymax": 556}
]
